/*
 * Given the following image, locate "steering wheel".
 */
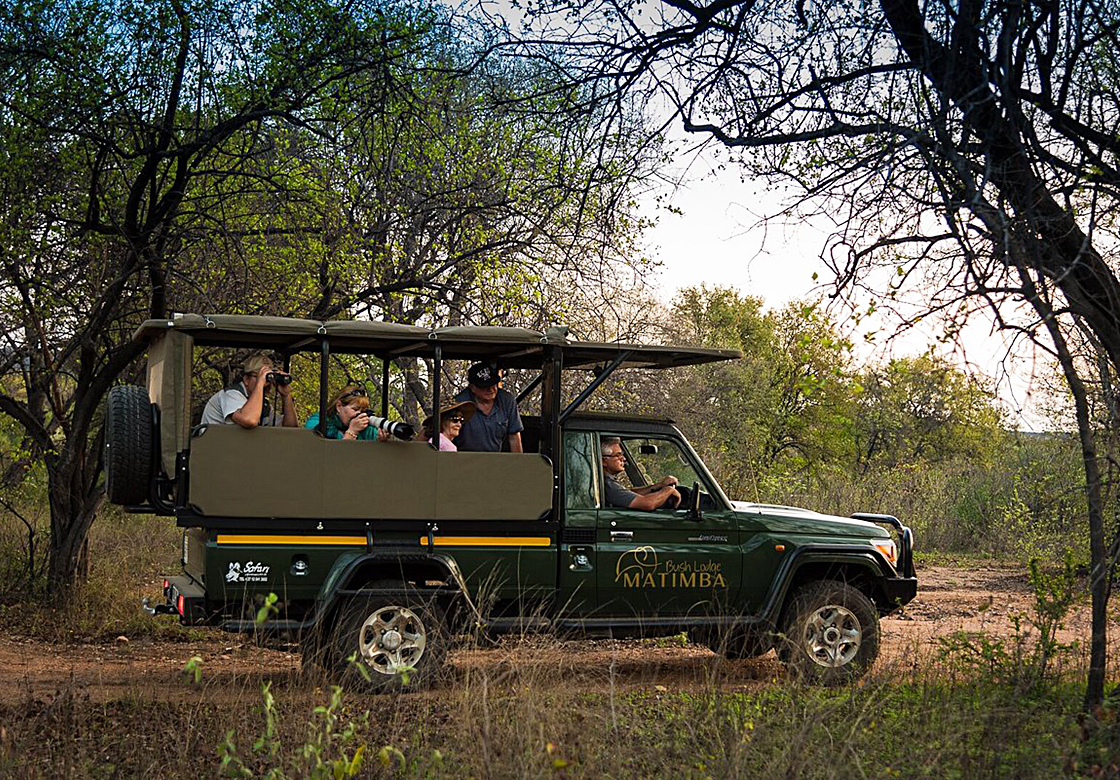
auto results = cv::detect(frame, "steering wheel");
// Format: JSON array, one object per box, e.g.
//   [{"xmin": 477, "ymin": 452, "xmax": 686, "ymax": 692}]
[{"xmin": 673, "ymin": 483, "xmax": 691, "ymax": 509}]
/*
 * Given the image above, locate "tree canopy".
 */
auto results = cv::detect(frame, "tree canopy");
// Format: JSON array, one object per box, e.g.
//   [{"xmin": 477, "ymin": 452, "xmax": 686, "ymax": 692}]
[{"xmin": 0, "ymin": 0, "xmax": 658, "ymax": 593}]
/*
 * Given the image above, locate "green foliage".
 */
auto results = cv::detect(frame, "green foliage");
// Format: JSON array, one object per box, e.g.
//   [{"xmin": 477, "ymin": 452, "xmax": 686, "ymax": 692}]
[
  {"xmin": 255, "ymin": 593, "xmax": 280, "ymax": 627},
  {"xmin": 184, "ymin": 655, "xmax": 204, "ymax": 686},
  {"xmin": 658, "ymin": 287, "xmax": 1032, "ymax": 540},
  {"xmin": 852, "ymin": 355, "xmax": 1006, "ymax": 472},
  {"xmin": 219, "ymin": 683, "xmax": 368, "ymax": 780},
  {"xmin": 938, "ymin": 554, "xmax": 1081, "ymax": 689},
  {"xmin": 664, "ymin": 287, "xmax": 857, "ymax": 501}
]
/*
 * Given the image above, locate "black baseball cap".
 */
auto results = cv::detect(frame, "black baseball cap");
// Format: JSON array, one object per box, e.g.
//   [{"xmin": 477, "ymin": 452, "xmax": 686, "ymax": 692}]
[{"xmin": 468, "ymin": 362, "xmax": 500, "ymax": 388}]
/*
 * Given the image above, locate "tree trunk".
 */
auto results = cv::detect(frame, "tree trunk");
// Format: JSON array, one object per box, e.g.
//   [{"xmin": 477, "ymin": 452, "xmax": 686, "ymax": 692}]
[
  {"xmin": 45, "ymin": 465, "xmax": 104, "ymax": 598},
  {"xmin": 1025, "ymin": 273, "xmax": 1109, "ymax": 707}
]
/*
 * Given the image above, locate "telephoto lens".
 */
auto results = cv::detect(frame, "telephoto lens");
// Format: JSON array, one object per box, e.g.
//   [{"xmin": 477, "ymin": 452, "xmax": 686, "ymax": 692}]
[
  {"xmin": 266, "ymin": 372, "xmax": 292, "ymax": 386},
  {"xmin": 362, "ymin": 413, "xmax": 415, "ymax": 440}
]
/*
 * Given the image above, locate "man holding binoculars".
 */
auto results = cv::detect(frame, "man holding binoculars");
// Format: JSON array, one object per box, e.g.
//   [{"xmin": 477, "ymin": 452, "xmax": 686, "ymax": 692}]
[{"xmin": 200, "ymin": 353, "xmax": 298, "ymax": 429}]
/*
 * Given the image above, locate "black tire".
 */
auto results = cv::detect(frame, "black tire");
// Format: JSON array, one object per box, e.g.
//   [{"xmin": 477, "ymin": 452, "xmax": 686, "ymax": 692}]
[
  {"xmin": 330, "ymin": 581, "xmax": 447, "ymax": 691},
  {"xmin": 778, "ymin": 580, "xmax": 880, "ymax": 685},
  {"xmin": 104, "ymin": 385, "xmax": 152, "ymax": 505}
]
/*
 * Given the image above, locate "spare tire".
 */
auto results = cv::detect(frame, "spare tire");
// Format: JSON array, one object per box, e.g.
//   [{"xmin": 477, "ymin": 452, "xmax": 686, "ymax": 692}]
[{"xmin": 105, "ymin": 385, "xmax": 153, "ymax": 505}]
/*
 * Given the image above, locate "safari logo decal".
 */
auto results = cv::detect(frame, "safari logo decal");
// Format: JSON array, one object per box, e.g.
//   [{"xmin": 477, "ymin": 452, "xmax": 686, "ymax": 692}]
[
  {"xmin": 614, "ymin": 546, "xmax": 726, "ymax": 589},
  {"xmin": 226, "ymin": 561, "xmax": 270, "ymax": 583}
]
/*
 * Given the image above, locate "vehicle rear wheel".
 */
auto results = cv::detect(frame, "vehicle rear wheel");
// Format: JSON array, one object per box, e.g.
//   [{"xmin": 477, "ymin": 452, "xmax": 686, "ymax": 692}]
[
  {"xmin": 331, "ymin": 581, "xmax": 447, "ymax": 691},
  {"xmin": 779, "ymin": 580, "xmax": 879, "ymax": 685},
  {"xmin": 104, "ymin": 385, "xmax": 152, "ymax": 505}
]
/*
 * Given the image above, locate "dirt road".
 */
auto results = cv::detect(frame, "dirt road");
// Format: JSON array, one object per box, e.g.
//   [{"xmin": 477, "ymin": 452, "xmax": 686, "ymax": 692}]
[{"xmin": 0, "ymin": 561, "xmax": 1107, "ymax": 703}]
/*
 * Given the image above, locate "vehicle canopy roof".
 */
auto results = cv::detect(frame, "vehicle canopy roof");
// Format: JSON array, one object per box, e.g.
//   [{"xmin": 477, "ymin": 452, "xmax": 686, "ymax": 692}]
[{"xmin": 134, "ymin": 314, "xmax": 741, "ymax": 370}]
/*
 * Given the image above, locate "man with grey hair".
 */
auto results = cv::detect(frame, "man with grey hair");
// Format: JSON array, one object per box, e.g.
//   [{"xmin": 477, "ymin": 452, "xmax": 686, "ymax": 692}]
[
  {"xmin": 600, "ymin": 437, "xmax": 681, "ymax": 510},
  {"xmin": 200, "ymin": 353, "xmax": 297, "ymax": 428}
]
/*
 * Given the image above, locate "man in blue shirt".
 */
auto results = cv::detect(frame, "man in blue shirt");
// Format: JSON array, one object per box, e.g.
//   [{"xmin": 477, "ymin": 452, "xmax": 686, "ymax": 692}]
[
  {"xmin": 601, "ymin": 437, "xmax": 680, "ymax": 510},
  {"xmin": 453, "ymin": 362, "xmax": 524, "ymax": 452}
]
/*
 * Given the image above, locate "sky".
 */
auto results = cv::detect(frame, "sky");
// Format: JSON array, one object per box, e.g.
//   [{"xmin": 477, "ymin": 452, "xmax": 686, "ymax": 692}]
[{"xmin": 643, "ymin": 150, "xmax": 1053, "ymax": 431}]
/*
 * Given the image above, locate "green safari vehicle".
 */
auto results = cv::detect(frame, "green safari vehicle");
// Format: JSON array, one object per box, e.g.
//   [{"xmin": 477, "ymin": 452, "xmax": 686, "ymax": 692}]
[{"xmin": 106, "ymin": 314, "xmax": 917, "ymax": 688}]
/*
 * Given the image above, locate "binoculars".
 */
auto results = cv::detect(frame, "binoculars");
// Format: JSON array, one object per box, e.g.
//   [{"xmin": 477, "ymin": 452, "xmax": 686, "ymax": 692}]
[{"xmin": 265, "ymin": 372, "xmax": 292, "ymax": 386}]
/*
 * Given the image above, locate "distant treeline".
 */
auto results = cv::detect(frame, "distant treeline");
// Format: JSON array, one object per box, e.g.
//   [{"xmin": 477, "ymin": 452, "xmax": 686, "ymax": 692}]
[{"xmin": 587, "ymin": 286, "xmax": 1084, "ymax": 560}]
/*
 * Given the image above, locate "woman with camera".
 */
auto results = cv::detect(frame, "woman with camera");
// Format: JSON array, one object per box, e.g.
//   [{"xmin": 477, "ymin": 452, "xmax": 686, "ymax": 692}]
[{"xmin": 305, "ymin": 385, "xmax": 390, "ymax": 441}]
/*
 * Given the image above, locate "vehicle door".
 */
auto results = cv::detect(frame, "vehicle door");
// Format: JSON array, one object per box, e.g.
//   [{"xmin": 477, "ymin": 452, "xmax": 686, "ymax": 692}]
[
  {"xmin": 557, "ymin": 430, "xmax": 600, "ymax": 615},
  {"xmin": 595, "ymin": 434, "xmax": 741, "ymax": 618}
]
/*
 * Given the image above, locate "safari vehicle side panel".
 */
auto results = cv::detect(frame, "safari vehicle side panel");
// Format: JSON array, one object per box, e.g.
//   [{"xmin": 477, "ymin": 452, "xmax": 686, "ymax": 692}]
[{"xmin": 188, "ymin": 425, "xmax": 554, "ymax": 521}]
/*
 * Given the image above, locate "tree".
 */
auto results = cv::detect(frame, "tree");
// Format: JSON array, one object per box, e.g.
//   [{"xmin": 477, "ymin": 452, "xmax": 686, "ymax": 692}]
[
  {"xmin": 654, "ymin": 287, "xmax": 855, "ymax": 499},
  {"xmin": 854, "ymin": 356, "xmax": 1004, "ymax": 473},
  {"xmin": 520, "ymin": 0, "xmax": 1120, "ymax": 707},
  {"xmin": 0, "ymin": 0, "xmax": 659, "ymax": 595},
  {"xmin": 0, "ymin": 0, "xmax": 444, "ymax": 595}
]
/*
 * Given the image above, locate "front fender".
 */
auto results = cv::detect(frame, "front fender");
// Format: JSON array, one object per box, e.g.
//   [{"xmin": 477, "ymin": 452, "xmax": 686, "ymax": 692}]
[{"xmin": 758, "ymin": 545, "xmax": 896, "ymax": 623}]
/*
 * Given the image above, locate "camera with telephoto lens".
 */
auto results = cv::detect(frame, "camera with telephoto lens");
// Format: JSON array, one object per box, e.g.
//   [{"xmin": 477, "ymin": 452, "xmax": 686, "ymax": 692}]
[
  {"xmin": 360, "ymin": 412, "xmax": 415, "ymax": 440},
  {"xmin": 265, "ymin": 372, "xmax": 292, "ymax": 386}
]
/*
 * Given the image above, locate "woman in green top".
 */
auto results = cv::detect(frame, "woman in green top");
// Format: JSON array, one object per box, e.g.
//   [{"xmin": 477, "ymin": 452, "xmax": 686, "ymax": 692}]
[{"xmin": 305, "ymin": 385, "xmax": 387, "ymax": 441}]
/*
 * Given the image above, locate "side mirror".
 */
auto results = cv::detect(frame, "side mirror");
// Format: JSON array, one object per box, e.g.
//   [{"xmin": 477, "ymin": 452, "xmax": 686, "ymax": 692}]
[{"xmin": 689, "ymin": 481, "xmax": 704, "ymax": 520}]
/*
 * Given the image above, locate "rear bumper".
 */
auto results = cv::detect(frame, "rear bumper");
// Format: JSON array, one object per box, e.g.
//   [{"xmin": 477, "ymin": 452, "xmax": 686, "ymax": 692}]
[{"xmin": 160, "ymin": 575, "xmax": 208, "ymax": 624}]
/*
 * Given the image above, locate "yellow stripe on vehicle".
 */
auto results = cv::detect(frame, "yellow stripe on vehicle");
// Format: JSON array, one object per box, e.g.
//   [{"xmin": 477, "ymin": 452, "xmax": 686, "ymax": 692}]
[
  {"xmin": 419, "ymin": 536, "xmax": 552, "ymax": 547},
  {"xmin": 216, "ymin": 535, "xmax": 367, "ymax": 546}
]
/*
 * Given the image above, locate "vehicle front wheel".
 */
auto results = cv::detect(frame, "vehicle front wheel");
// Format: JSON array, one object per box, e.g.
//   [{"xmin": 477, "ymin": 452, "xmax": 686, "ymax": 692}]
[
  {"xmin": 779, "ymin": 580, "xmax": 880, "ymax": 685},
  {"xmin": 331, "ymin": 582, "xmax": 447, "ymax": 691}
]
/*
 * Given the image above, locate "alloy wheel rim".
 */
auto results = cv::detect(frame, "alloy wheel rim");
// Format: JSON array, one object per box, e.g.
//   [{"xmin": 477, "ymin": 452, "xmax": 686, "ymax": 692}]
[
  {"xmin": 802, "ymin": 604, "xmax": 861, "ymax": 667},
  {"xmin": 357, "ymin": 606, "xmax": 427, "ymax": 675}
]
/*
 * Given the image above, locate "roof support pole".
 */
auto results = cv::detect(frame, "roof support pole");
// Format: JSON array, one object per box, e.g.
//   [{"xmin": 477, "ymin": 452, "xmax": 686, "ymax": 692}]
[
  {"xmin": 539, "ymin": 346, "xmax": 563, "ymax": 462},
  {"xmin": 318, "ymin": 338, "xmax": 330, "ymax": 436},
  {"xmin": 431, "ymin": 345, "xmax": 442, "ymax": 449},
  {"xmin": 381, "ymin": 357, "xmax": 390, "ymax": 418},
  {"xmin": 516, "ymin": 372, "xmax": 544, "ymax": 406},
  {"xmin": 559, "ymin": 351, "xmax": 631, "ymax": 424}
]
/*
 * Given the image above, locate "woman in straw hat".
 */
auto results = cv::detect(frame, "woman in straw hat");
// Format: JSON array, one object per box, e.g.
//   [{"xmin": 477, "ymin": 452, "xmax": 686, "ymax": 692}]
[{"xmin": 422, "ymin": 400, "xmax": 477, "ymax": 452}]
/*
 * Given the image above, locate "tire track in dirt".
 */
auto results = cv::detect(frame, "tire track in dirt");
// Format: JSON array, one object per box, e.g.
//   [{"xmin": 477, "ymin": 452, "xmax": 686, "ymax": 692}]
[{"xmin": 0, "ymin": 562, "xmax": 1111, "ymax": 704}]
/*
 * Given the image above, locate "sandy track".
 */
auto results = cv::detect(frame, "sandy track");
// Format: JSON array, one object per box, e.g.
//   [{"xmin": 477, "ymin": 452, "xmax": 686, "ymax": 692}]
[{"xmin": 0, "ymin": 561, "xmax": 1111, "ymax": 703}]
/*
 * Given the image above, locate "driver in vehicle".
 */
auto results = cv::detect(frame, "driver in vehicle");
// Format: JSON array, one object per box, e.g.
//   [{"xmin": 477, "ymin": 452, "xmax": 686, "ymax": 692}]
[
  {"xmin": 601, "ymin": 437, "xmax": 681, "ymax": 510},
  {"xmin": 199, "ymin": 353, "xmax": 297, "ymax": 429}
]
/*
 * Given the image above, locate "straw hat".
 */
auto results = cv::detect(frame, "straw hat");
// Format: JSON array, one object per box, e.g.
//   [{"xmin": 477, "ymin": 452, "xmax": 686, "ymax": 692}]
[{"xmin": 422, "ymin": 400, "xmax": 477, "ymax": 433}]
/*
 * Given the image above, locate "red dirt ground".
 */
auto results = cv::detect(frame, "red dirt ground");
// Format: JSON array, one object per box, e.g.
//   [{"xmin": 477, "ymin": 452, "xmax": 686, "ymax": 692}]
[{"xmin": 0, "ymin": 561, "xmax": 1113, "ymax": 703}]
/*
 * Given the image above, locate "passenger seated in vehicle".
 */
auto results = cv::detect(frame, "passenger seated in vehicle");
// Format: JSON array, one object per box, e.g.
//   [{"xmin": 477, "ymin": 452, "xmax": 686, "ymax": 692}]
[
  {"xmin": 305, "ymin": 385, "xmax": 389, "ymax": 441},
  {"xmin": 601, "ymin": 437, "xmax": 681, "ymax": 510},
  {"xmin": 199, "ymin": 353, "xmax": 297, "ymax": 429},
  {"xmin": 421, "ymin": 400, "xmax": 477, "ymax": 451}
]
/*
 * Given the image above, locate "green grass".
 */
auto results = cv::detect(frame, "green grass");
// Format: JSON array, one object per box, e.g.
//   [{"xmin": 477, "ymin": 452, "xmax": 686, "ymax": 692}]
[
  {"xmin": 0, "ymin": 672, "xmax": 1090, "ymax": 780},
  {"xmin": 0, "ymin": 506, "xmax": 192, "ymax": 642}
]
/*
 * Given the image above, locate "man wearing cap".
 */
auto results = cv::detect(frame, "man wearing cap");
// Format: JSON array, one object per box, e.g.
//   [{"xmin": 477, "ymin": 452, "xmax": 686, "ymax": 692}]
[
  {"xmin": 452, "ymin": 363, "xmax": 524, "ymax": 453},
  {"xmin": 200, "ymin": 353, "xmax": 297, "ymax": 429}
]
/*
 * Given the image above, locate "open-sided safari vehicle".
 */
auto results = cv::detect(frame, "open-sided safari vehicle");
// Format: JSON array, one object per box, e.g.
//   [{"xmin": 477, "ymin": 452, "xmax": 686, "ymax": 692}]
[{"xmin": 107, "ymin": 314, "xmax": 916, "ymax": 688}]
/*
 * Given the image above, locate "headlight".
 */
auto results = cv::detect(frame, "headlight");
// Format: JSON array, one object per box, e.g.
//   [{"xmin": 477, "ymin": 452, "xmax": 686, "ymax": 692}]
[{"xmin": 873, "ymin": 539, "xmax": 897, "ymax": 565}]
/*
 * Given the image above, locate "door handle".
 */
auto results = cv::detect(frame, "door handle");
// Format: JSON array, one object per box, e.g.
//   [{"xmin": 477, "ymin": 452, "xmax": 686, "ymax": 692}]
[{"xmin": 610, "ymin": 530, "xmax": 634, "ymax": 541}]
